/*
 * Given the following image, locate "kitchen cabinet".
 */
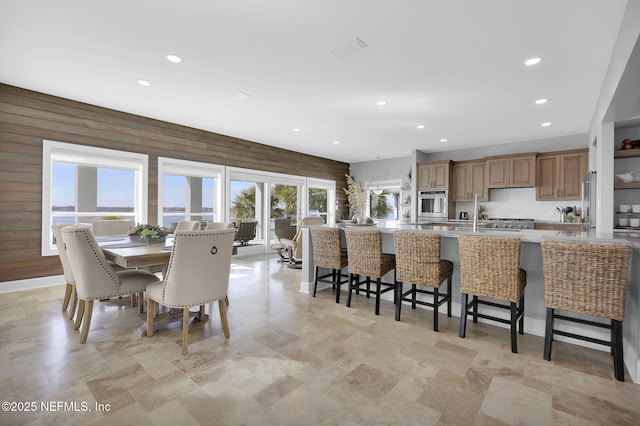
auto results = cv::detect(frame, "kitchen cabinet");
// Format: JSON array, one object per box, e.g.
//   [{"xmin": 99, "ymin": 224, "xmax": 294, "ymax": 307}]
[
  {"xmin": 536, "ymin": 149, "xmax": 588, "ymax": 201},
  {"xmin": 452, "ymin": 160, "xmax": 488, "ymax": 202},
  {"xmin": 418, "ymin": 160, "xmax": 451, "ymax": 191},
  {"xmin": 486, "ymin": 153, "xmax": 536, "ymax": 188}
]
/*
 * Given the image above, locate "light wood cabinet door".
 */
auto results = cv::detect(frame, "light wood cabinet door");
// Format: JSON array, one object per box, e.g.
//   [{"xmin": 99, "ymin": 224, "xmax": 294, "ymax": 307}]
[
  {"xmin": 487, "ymin": 158, "xmax": 509, "ymax": 188},
  {"xmin": 453, "ymin": 161, "xmax": 487, "ymax": 202},
  {"xmin": 511, "ymin": 155, "xmax": 536, "ymax": 187},
  {"xmin": 418, "ymin": 161, "xmax": 450, "ymax": 191},
  {"xmin": 536, "ymin": 149, "xmax": 587, "ymax": 200}
]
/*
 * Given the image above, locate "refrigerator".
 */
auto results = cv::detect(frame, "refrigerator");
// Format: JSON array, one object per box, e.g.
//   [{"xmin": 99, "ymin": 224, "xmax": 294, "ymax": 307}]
[{"xmin": 582, "ymin": 171, "xmax": 596, "ymax": 228}]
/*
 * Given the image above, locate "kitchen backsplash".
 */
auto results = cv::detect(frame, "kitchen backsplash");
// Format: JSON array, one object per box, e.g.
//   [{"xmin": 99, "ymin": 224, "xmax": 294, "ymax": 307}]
[{"xmin": 455, "ymin": 187, "xmax": 577, "ymax": 222}]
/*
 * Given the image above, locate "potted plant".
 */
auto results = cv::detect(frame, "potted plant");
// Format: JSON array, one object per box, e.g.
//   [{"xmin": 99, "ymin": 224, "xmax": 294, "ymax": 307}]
[{"xmin": 129, "ymin": 224, "xmax": 171, "ymax": 244}]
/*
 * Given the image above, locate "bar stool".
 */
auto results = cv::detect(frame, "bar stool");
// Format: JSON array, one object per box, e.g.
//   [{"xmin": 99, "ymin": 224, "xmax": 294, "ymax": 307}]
[
  {"xmin": 458, "ymin": 235, "xmax": 526, "ymax": 353},
  {"xmin": 540, "ymin": 240, "xmax": 631, "ymax": 381},
  {"xmin": 393, "ymin": 231, "xmax": 452, "ymax": 331},
  {"xmin": 310, "ymin": 227, "xmax": 348, "ymax": 303},
  {"xmin": 344, "ymin": 229, "xmax": 396, "ymax": 315}
]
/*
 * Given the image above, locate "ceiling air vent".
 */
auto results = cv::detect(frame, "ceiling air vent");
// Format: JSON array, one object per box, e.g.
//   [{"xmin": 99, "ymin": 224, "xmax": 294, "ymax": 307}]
[{"xmin": 332, "ymin": 37, "xmax": 367, "ymax": 59}]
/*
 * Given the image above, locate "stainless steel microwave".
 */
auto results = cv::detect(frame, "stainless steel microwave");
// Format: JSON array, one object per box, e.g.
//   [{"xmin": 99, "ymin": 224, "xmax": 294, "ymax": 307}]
[{"xmin": 418, "ymin": 190, "xmax": 448, "ymax": 219}]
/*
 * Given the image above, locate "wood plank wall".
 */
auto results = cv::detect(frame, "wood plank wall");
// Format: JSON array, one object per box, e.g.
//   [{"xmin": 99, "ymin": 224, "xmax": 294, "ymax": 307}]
[{"xmin": 0, "ymin": 84, "xmax": 350, "ymax": 282}]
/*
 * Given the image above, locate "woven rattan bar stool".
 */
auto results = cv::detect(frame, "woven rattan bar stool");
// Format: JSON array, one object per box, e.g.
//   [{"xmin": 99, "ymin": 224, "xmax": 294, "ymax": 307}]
[
  {"xmin": 540, "ymin": 240, "xmax": 631, "ymax": 381},
  {"xmin": 310, "ymin": 227, "xmax": 349, "ymax": 303},
  {"xmin": 344, "ymin": 229, "xmax": 396, "ymax": 315},
  {"xmin": 393, "ymin": 231, "xmax": 452, "ymax": 331},
  {"xmin": 458, "ymin": 235, "xmax": 527, "ymax": 353}
]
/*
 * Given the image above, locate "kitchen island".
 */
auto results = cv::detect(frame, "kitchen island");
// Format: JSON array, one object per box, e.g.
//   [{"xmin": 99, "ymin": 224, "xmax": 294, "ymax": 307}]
[{"xmin": 299, "ymin": 222, "xmax": 640, "ymax": 383}]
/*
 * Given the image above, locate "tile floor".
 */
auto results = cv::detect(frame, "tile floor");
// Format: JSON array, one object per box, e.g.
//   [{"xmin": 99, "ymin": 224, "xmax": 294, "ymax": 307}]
[{"xmin": 1, "ymin": 256, "xmax": 640, "ymax": 425}]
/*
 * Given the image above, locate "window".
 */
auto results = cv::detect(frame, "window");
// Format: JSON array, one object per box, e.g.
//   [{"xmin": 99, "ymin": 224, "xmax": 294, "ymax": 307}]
[
  {"xmin": 42, "ymin": 140, "xmax": 148, "ymax": 256},
  {"xmin": 157, "ymin": 157, "xmax": 224, "ymax": 230},
  {"xmin": 367, "ymin": 179, "xmax": 402, "ymax": 221},
  {"xmin": 307, "ymin": 178, "xmax": 336, "ymax": 225}
]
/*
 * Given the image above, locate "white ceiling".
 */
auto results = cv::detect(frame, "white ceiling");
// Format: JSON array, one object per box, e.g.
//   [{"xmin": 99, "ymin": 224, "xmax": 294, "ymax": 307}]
[{"xmin": 0, "ymin": 1, "xmax": 630, "ymax": 163}]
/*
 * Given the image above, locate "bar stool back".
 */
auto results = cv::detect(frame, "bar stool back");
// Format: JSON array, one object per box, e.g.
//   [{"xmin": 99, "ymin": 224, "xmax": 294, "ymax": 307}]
[
  {"xmin": 393, "ymin": 231, "xmax": 452, "ymax": 331},
  {"xmin": 344, "ymin": 229, "xmax": 396, "ymax": 315},
  {"xmin": 458, "ymin": 235, "xmax": 526, "ymax": 353},
  {"xmin": 310, "ymin": 227, "xmax": 348, "ymax": 303},
  {"xmin": 540, "ymin": 240, "xmax": 631, "ymax": 381}
]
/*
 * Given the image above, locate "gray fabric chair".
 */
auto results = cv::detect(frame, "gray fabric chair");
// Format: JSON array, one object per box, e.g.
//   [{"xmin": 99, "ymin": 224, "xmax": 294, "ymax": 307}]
[
  {"xmin": 91, "ymin": 218, "xmax": 135, "ymax": 236},
  {"xmin": 174, "ymin": 220, "xmax": 202, "ymax": 231},
  {"xmin": 145, "ymin": 228, "xmax": 236, "ymax": 355},
  {"xmin": 234, "ymin": 220, "xmax": 258, "ymax": 246},
  {"xmin": 61, "ymin": 226, "xmax": 160, "ymax": 344},
  {"xmin": 51, "ymin": 223, "xmax": 77, "ymax": 320}
]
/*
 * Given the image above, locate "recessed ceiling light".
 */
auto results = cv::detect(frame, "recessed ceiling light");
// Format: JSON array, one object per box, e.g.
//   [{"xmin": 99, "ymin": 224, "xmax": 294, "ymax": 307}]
[
  {"xmin": 333, "ymin": 140, "xmax": 340, "ymax": 145},
  {"xmin": 535, "ymin": 98, "xmax": 548, "ymax": 104},
  {"xmin": 416, "ymin": 125, "xmax": 425, "ymax": 129},
  {"xmin": 137, "ymin": 79, "xmax": 151, "ymax": 86},
  {"xmin": 166, "ymin": 54, "xmax": 182, "ymax": 63},
  {"xmin": 440, "ymin": 138, "xmax": 448, "ymax": 143},
  {"xmin": 525, "ymin": 57, "xmax": 543, "ymax": 66},
  {"xmin": 376, "ymin": 100, "xmax": 387, "ymax": 106},
  {"xmin": 541, "ymin": 122, "xmax": 552, "ymax": 127},
  {"xmin": 292, "ymin": 128, "xmax": 300, "ymax": 132}
]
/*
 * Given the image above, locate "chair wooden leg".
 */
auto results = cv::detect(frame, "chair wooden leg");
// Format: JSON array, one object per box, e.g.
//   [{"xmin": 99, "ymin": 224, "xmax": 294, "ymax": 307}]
[
  {"xmin": 510, "ymin": 302, "xmax": 518, "ymax": 353},
  {"xmin": 472, "ymin": 295, "xmax": 479, "ymax": 323},
  {"xmin": 218, "ymin": 299, "xmax": 230, "ymax": 338},
  {"xmin": 68, "ymin": 286, "xmax": 77, "ymax": 320},
  {"xmin": 130, "ymin": 292, "xmax": 136, "ymax": 308},
  {"xmin": 313, "ymin": 266, "xmax": 319, "ymax": 297},
  {"xmin": 395, "ymin": 281, "xmax": 402, "ymax": 321},
  {"xmin": 433, "ymin": 287, "xmax": 439, "ymax": 332},
  {"xmin": 80, "ymin": 300, "xmax": 93, "ymax": 344},
  {"xmin": 613, "ymin": 320, "xmax": 624, "ymax": 381},
  {"xmin": 146, "ymin": 298, "xmax": 154, "ymax": 337},
  {"xmin": 74, "ymin": 299, "xmax": 85, "ymax": 330},
  {"xmin": 62, "ymin": 283, "xmax": 73, "ymax": 311},
  {"xmin": 336, "ymin": 269, "xmax": 342, "ymax": 304},
  {"xmin": 459, "ymin": 293, "xmax": 468, "ymax": 338},
  {"xmin": 411, "ymin": 284, "xmax": 417, "ymax": 309},
  {"xmin": 346, "ymin": 273, "xmax": 354, "ymax": 308},
  {"xmin": 225, "ymin": 295, "xmax": 229, "ymax": 306},
  {"xmin": 199, "ymin": 304, "xmax": 206, "ymax": 319},
  {"xmin": 543, "ymin": 308, "xmax": 554, "ymax": 361},
  {"xmin": 138, "ymin": 291, "xmax": 144, "ymax": 313},
  {"xmin": 182, "ymin": 308, "xmax": 189, "ymax": 355}
]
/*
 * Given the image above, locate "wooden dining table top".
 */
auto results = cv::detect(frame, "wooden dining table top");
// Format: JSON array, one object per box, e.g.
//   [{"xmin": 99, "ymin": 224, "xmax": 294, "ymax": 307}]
[{"xmin": 100, "ymin": 235, "xmax": 239, "ymax": 269}]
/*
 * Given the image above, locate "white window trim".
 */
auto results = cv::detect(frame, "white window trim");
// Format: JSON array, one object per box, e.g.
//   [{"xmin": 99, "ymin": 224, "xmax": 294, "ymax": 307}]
[
  {"xmin": 42, "ymin": 140, "xmax": 148, "ymax": 256},
  {"xmin": 307, "ymin": 177, "xmax": 337, "ymax": 224},
  {"xmin": 157, "ymin": 157, "xmax": 225, "ymax": 226}
]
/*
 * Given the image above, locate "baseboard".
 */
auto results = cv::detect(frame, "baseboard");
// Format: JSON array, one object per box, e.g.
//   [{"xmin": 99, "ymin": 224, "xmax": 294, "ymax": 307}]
[{"xmin": 0, "ymin": 275, "xmax": 64, "ymax": 293}]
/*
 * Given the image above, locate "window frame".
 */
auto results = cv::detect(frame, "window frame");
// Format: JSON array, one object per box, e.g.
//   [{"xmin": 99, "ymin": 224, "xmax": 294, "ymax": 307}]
[
  {"xmin": 157, "ymin": 157, "xmax": 225, "ymax": 229},
  {"xmin": 42, "ymin": 140, "xmax": 148, "ymax": 256}
]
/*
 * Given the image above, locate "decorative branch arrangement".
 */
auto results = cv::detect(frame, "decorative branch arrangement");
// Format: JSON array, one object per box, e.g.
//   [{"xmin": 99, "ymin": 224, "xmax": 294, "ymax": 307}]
[{"xmin": 343, "ymin": 174, "xmax": 365, "ymax": 215}]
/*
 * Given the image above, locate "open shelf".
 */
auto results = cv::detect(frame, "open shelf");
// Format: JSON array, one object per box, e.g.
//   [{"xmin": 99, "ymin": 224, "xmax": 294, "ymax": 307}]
[
  {"xmin": 614, "ymin": 182, "xmax": 640, "ymax": 189},
  {"xmin": 614, "ymin": 149, "xmax": 640, "ymax": 159}
]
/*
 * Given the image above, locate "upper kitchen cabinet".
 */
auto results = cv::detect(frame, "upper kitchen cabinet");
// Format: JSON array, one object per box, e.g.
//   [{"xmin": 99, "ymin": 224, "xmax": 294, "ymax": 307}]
[
  {"xmin": 452, "ymin": 160, "xmax": 488, "ymax": 202},
  {"xmin": 418, "ymin": 160, "xmax": 451, "ymax": 191},
  {"xmin": 486, "ymin": 153, "xmax": 536, "ymax": 188},
  {"xmin": 536, "ymin": 149, "xmax": 588, "ymax": 201}
]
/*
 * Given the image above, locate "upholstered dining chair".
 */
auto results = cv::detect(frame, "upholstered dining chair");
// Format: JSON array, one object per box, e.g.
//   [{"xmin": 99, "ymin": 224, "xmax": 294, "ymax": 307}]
[
  {"xmin": 145, "ymin": 228, "xmax": 236, "ymax": 355},
  {"xmin": 51, "ymin": 223, "xmax": 77, "ymax": 320},
  {"xmin": 174, "ymin": 220, "xmax": 202, "ymax": 231},
  {"xmin": 61, "ymin": 226, "xmax": 160, "ymax": 344},
  {"xmin": 91, "ymin": 218, "xmax": 135, "ymax": 236}
]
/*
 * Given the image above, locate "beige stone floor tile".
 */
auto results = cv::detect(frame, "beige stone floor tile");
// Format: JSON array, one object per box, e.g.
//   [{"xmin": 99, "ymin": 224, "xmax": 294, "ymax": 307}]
[{"xmin": 480, "ymin": 376, "xmax": 552, "ymax": 425}]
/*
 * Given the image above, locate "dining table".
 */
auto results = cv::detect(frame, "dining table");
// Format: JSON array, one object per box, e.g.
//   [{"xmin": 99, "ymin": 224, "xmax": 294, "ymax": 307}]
[{"xmin": 97, "ymin": 234, "xmax": 237, "ymax": 335}]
